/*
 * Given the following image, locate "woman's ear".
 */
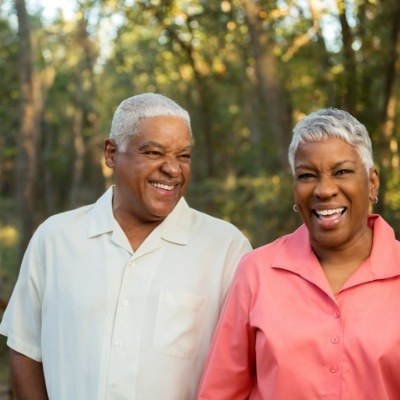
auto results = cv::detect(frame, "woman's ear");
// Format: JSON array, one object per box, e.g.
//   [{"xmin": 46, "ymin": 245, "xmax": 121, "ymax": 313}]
[{"xmin": 369, "ymin": 167, "xmax": 380, "ymax": 199}]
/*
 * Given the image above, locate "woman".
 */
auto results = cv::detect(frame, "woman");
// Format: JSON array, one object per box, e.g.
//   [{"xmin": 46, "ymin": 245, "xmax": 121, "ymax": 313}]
[{"xmin": 197, "ymin": 108, "xmax": 400, "ymax": 399}]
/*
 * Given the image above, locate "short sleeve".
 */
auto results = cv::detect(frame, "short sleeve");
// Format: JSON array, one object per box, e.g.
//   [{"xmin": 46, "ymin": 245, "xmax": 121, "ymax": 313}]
[{"xmin": 0, "ymin": 229, "xmax": 45, "ymax": 361}]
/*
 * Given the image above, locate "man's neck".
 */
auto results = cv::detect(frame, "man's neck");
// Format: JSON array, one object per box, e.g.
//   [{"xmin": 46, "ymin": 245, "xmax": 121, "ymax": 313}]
[{"xmin": 113, "ymin": 210, "xmax": 163, "ymax": 251}]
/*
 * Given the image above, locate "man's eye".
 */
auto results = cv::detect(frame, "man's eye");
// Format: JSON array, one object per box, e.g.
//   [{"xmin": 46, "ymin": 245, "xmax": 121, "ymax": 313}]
[
  {"xmin": 145, "ymin": 151, "xmax": 162, "ymax": 157},
  {"xmin": 179, "ymin": 154, "xmax": 191, "ymax": 162}
]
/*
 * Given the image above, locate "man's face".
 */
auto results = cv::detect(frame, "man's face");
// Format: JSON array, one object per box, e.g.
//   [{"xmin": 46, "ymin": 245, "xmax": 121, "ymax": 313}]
[{"xmin": 105, "ymin": 115, "xmax": 192, "ymax": 224}]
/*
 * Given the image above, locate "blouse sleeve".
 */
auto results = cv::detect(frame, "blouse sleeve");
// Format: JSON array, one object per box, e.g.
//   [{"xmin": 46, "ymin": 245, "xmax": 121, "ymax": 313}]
[{"xmin": 197, "ymin": 259, "xmax": 256, "ymax": 399}]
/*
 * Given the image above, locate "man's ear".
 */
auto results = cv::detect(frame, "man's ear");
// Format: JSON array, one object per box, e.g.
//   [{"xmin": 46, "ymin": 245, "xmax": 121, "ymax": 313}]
[{"xmin": 104, "ymin": 139, "xmax": 117, "ymax": 169}]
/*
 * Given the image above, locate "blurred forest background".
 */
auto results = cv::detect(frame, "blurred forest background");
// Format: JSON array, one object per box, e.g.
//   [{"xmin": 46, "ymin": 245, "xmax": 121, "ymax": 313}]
[{"xmin": 0, "ymin": 0, "xmax": 400, "ymax": 396}]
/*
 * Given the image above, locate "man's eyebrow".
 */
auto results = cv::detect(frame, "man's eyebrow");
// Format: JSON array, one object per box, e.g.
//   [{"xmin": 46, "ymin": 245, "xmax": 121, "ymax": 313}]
[
  {"xmin": 181, "ymin": 144, "xmax": 194, "ymax": 151},
  {"xmin": 138, "ymin": 141, "xmax": 165, "ymax": 151},
  {"xmin": 138, "ymin": 142, "xmax": 193, "ymax": 151}
]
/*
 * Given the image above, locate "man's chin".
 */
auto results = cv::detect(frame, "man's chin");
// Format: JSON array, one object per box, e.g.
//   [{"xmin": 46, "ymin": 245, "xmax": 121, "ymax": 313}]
[
  {"xmin": 148, "ymin": 206, "xmax": 177, "ymax": 221},
  {"xmin": 144, "ymin": 196, "xmax": 182, "ymax": 219}
]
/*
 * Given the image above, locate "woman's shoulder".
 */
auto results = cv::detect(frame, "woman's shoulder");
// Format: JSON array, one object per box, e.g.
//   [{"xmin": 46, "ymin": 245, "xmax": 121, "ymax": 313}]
[{"xmin": 240, "ymin": 231, "xmax": 295, "ymax": 267}]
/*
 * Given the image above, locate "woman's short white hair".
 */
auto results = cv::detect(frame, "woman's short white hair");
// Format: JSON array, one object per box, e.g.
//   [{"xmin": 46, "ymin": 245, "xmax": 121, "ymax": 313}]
[
  {"xmin": 288, "ymin": 108, "xmax": 374, "ymax": 174},
  {"xmin": 109, "ymin": 93, "xmax": 191, "ymax": 151}
]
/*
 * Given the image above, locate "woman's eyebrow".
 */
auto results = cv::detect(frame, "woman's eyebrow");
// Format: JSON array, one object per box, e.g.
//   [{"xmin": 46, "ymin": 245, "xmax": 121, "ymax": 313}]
[{"xmin": 295, "ymin": 159, "xmax": 357, "ymax": 170}]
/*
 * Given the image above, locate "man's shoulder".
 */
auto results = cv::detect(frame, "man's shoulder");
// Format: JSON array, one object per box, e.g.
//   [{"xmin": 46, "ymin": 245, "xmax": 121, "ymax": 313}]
[
  {"xmin": 188, "ymin": 206, "xmax": 247, "ymax": 239},
  {"xmin": 40, "ymin": 189, "xmax": 112, "ymax": 233},
  {"xmin": 37, "ymin": 203, "xmax": 95, "ymax": 235}
]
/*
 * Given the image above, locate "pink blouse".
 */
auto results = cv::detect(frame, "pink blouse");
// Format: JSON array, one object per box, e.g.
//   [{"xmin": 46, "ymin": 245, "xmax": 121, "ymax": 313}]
[{"xmin": 198, "ymin": 215, "xmax": 400, "ymax": 400}]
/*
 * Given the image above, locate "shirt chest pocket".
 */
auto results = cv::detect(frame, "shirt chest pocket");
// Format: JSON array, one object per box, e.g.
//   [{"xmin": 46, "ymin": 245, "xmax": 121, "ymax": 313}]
[{"xmin": 154, "ymin": 290, "xmax": 207, "ymax": 359}]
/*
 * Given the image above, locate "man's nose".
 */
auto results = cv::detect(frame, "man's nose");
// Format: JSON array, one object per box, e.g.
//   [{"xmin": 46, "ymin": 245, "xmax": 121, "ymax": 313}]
[{"xmin": 160, "ymin": 158, "xmax": 181, "ymax": 176}]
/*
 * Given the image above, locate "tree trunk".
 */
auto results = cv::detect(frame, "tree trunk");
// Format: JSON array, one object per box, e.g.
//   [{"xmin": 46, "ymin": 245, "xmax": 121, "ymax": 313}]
[
  {"xmin": 242, "ymin": 0, "xmax": 292, "ymax": 170},
  {"xmin": 168, "ymin": 27, "xmax": 215, "ymax": 178},
  {"xmin": 69, "ymin": 102, "xmax": 85, "ymax": 208},
  {"xmin": 376, "ymin": 0, "xmax": 400, "ymax": 213},
  {"xmin": 14, "ymin": 0, "xmax": 41, "ymax": 259},
  {"xmin": 69, "ymin": 7, "xmax": 99, "ymax": 207},
  {"xmin": 336, "ymin": 0, "xmax": 357, "ymax": 113},
  {"xmin": 380, "ymin": 0, "xmax": 400, "ymax": 165}
]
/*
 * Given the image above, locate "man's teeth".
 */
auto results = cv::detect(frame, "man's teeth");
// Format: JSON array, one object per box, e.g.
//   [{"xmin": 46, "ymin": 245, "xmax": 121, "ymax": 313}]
[
  {"xmin": 316, "ymin": 208, "xmax": 345, "ymax": 216},
  {"xmin": 152, "ymin": 182, "xmax": 174, "ymax": 190}
]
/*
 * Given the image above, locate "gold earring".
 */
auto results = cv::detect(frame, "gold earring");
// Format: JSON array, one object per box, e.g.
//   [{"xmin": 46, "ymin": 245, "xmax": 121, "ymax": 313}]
[{"xmin": 370, "ymin": 196, "xmax": 378, "ymax": 205}]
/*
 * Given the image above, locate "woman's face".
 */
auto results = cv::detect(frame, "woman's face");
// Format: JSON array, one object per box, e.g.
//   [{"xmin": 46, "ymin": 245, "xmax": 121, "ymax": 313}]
[{"xmin": 293, "ymin": 137, "xmax": 379, "ymax": 251}]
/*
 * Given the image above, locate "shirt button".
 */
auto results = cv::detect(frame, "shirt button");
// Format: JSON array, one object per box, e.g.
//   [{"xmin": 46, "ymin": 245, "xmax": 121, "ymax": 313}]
[
  {"xmin": 128, "ymin": 260, "xmax": 135, "ymax": 267},
  {"xmin": 122, "ymin": 300, "xmax": 128, "ymax": 306},
  {"xmin": 331, "ymin": 336, "xmax": 339, "ymax": 344},
  {"xmin": 115, "ymin": 340, "xmax": 122, "ymax": 347},
  {"xmin": 111, "ymin": 383, "xmax": 117, "ymax": 389},
  {"xmin": 330, "ymin": 365, "xmax": 338, "ymax": 373},
  {"xmin": 333, "ymin": 311, "xmax": 340, "ymax": 318}
]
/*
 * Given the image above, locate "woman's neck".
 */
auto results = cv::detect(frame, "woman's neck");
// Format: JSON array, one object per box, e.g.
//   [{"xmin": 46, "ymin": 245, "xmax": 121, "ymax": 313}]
[{"xmin": 313, "ymin": 227, "xmax": 373, "ymax": 294}]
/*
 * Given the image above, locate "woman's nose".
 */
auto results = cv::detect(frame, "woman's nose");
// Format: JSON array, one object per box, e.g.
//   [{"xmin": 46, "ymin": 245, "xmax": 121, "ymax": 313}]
[{"xmin": 314, "ymin": 175, "xmax": 338, "ymax": 198}]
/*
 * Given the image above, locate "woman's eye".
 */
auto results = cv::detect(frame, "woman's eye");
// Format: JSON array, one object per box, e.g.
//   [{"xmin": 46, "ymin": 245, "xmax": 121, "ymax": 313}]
[
  {"xmin": 297, "ymin": 173, "xmax": 315, "ymax": 180},
  {"xmin": 335, "ymin": 169, "xmax": 353, "ymax": 176}
]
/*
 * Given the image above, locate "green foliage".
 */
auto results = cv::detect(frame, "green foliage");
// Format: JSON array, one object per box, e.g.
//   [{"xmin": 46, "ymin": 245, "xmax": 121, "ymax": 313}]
[
  {"xmin": 1, "ymin": 0, "xmax": 400, "ymax": 385},
  {"xmin": 0, "ymin": 16, "xmax": 19, "ymax": 199},
  {"xmin": 188, "ymin": 172, "xmax": 300, "ymax": 247},
  {"xmin": 0, "ymin": 197, "xmax": 19, "ymax": 297},
  {"xmin": 0, "ymin": 0, "xmax": 398, "ymax": 260},
  {"xmin": 383, "ymin": 171, "xmax": 400, "ymax": 235}
]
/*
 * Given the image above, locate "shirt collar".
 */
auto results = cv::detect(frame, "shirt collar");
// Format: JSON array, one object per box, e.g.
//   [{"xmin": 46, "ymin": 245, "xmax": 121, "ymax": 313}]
[
  {"xmin": 87, "ymin": 186, "xmax": 191, "ymax": 246},
  {"xmin": 88, "ymin": 187, "xmax": 115, "ymax": 237},
  {"xmin": 157, "ymin": 197, "xmax": 191, "ymax": 245},
  {"xmin": 271, "ymin": 215, "xmax": 400, "ymax": 288},
  {"xmin": 271, "ymin": 224, "xmax": 327, "ymax": 291},
  {"xmin": 367, "ymin": 214, "xmax": 400, "ymax": 279}
]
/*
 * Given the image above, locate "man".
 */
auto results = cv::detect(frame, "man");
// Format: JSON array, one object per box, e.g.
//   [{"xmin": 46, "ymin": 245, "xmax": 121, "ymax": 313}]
[{"xmin": 0, "ymin": 93, "xmax": 251, "ymax": 400}]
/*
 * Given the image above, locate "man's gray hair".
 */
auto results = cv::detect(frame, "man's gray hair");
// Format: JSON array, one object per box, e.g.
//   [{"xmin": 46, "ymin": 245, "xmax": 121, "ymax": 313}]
[
  {"xmin": 288, "ymin": 108, "xmax": 374, "ymax": 174},
  {"xmin": 109, "ymin": 93, "xmax": 191, "ymax": 151}
]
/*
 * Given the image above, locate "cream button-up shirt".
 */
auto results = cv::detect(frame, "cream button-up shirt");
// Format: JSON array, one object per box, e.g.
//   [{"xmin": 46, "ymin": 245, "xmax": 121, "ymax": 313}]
[{"xmin": 0, "ymin": 187, "xmax": 251, "ymax": 400}]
